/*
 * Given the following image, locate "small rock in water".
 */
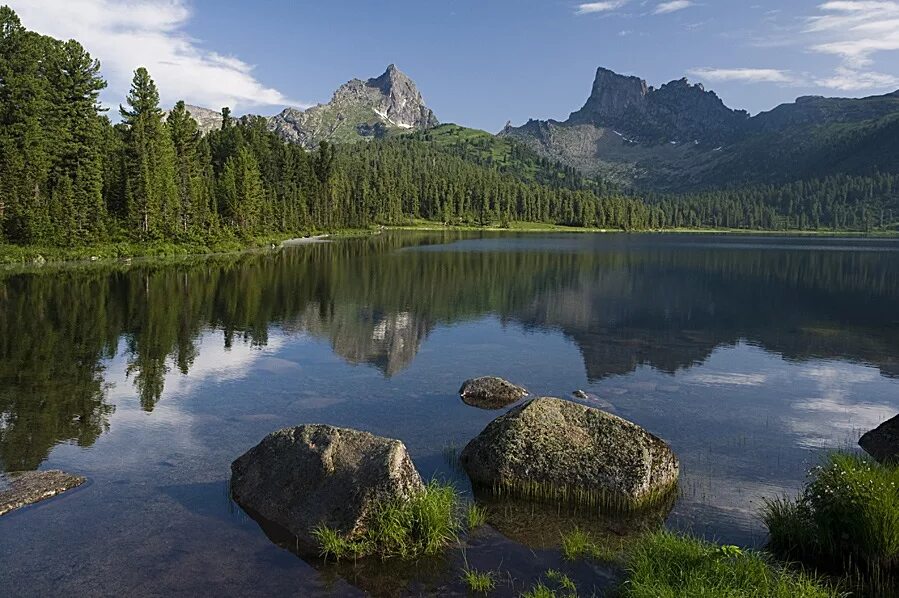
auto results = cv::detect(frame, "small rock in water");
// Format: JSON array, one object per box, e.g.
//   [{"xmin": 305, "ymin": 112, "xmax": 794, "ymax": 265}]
[
  {"xmin": 461, "ymin": 397, "xmax": 678, "ymax": 508},
  {"xmin": 0, "ymin": 470, "xmax": 86, "ymax": 516},
  {"xmin": 573, "ymin": 390, "xmax": 589, "ymax": 400},
  {"xmin": 859, "ymin": 414, "xmax": 899, "ymax": 463},
  {"xmin": 459, "ymin": 376, "xmax": 528, "ymax": 410},
  {"xmin": 230, "ymin": 424, "xmax": 423, "ymax": 548}
]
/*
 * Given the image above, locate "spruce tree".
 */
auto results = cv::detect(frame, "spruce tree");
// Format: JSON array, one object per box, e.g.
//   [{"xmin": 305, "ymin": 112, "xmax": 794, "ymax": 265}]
[{"xmin": 119, "ymin": 67, "xmax": 178, "ymax": 239}]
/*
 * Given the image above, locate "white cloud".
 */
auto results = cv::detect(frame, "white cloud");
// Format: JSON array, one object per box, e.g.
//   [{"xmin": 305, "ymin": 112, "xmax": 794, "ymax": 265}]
[
  {"xmin": 808, "ymin": 5, "xmax": 899, "ymax": 68},
  {"xmin": 576, "ymin": 1, "xmax": 629, "ymax": 14},
  {"xmin": 687, "ymin": 67, "xmax": 797, "ymax": 83},
  {"xmin": 815, "ymin": 66, "xmax": 899, "ymax": 89},
  {"xmin": 654, "ymin": 1, "xmax": 694, "ymax": 14},
  {"xmin": 6, "ymin": 0, "xmax": 301, "ymax": 112}
]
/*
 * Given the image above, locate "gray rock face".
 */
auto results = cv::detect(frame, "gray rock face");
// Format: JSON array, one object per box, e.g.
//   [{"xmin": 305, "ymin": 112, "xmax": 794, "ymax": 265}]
[
  {"xmin": 459, "ymin": 376, "xmax": 528, "ymax": 409},
  {"xmin": 267, "ymin": 64, "xmax": 438, "ymax": 149},
  {"xmin": 567, "ymin": 67, "xmax": 749, "ymax": 144},
  {"xmin": 0, "ymin": 470, "xmax": 86, "ymax": 516},
  {"xmin": 859, "ymin": 414, "xmax": 899, "ymax": 463},
  {"xmin": 460, "ymin": 398, "xmax": 678, "ymax": 507},
  {"xmin": 230, "ymin": 425, "xmax": 424, "ymax": 544}
]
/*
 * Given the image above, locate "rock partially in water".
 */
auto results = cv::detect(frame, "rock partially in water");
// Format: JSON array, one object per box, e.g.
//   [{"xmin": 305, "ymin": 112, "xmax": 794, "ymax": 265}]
[
  {"xmin": 0, "ymin": 470, "xmax": 86, "ymax": 516},
  {"xmin": 460, "ymin": 397, "xmax": 679, "ymax": 509},
  {"xmin": 859, "ymin": 414, "xmax": 899, "ymax": 463},
  {"xmin": 459, "ymin": 376, "xmax": 528, "ymax": 410},
  {"xmin": 230, "ymin": 424, "xmax": 424, "ymax": 547}
]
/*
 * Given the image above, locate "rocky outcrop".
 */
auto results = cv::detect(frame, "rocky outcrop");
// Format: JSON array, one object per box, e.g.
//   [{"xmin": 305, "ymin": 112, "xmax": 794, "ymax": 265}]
[
  {"xmin": 568, "ymin": 67, "xmax": 649, "ymax": 125},
  {"xmin": 567, "ymin": 67, "xmax": 749, "ymax": 144},
  {"xmin": 267, "ymin": 64, "xmax": 437, "ymax": 149},
  {"xmin": 459, "ymin": 376, "xmax": 528, "ymax": 409},
  {"xmin": 230, "ymin": 425, "xmax": 424, "ymax": 545},
  {"xmin": 0, "ymin": 470, "xmax": 86, "ymax": 516},
  {"xmin": 460, "ymin": 397, "xmax": 678, "ymax": 508},
  {"xmin": 859, "ymin": 414, "xmax": 899, "ymax": 463}
]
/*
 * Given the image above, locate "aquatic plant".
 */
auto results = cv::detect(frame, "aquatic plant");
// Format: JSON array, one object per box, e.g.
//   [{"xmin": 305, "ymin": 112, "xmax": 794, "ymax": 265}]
[
  {"xmin": 621, "ymin": 531, "xmax": 841, "ymax": 598},
  {"xmin": 461, "ymin": 568, "xmax": 496, "ymax": 594},
  {"xmin": 559, "ymin": 526, "xmax": 623, "ymax": 562},
  {"xmin": 763, "ymin": 452, "xmax": 899, "ymax": 594},
  {"xmin": 314, "ymin": 479, "xmax": 461, "ymax": 561},
  {"xmin": 521, "ymin": 569, "xmax": 578, "ymax": 598},
  {"xmin": 485, "ymin": 477, "xmax": 677, "ymax": 514},
  {"xmin": 465, "ymin": 503, "xmax": 488, "ymax": 530}
]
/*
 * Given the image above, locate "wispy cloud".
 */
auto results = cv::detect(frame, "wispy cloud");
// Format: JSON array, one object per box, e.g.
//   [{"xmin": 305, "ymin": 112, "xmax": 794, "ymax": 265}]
[
  {"xmin": 815, "ymin": 66, "xmax": 899, "ymax": 89},
  {"xmin": 804, "ymin": 0, "xmax": 899, "ymax": 90},
  {"xmin": 6, "ymin": 0, "xmax": 302, "ymax": 112},
  {"xmin": 687, "ymin": 67, "xmax": 797, "ymax": 83},
  {"xmin": 654, "ymin": 1, "xmax": 695, "ymax": 14},
  {"xmin": 576, "ymin": 1, "xmax": 629, "ymax": 14}
]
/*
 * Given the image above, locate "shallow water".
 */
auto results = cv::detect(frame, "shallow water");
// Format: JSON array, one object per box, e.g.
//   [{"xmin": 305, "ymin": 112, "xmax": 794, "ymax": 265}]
[{"xmin": 1, "ymin": 231, "xmax": 898, "ymax": 596}]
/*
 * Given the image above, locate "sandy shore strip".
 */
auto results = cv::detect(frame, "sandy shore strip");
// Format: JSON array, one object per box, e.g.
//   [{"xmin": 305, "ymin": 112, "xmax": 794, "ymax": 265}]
[{"xmin": 280, "ymin": 235, "xmax": 331, "ymax": 246}]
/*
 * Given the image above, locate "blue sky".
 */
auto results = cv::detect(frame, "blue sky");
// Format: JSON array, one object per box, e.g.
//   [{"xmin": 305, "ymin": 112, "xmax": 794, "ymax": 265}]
[{"xmin": 9, "ymin": 1, "xmax": 899, "ymax": 131}]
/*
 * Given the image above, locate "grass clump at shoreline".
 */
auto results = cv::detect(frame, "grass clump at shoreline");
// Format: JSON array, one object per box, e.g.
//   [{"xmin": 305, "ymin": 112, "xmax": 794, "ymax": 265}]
[
  {"xmin": 461, "ymin": 568, "xmax": 496, "ymax": 594},
  {"xmin": 763, "ymin": 452, "xmax": 899, "ymax": 594},
  {"xmin": 560, "ymin": 526, "xmax": 622, "ymax": 562},
  {"xmin": 621, "ymin": 531, "xmax": 841, "ymax": 598},
  {"xmin": 465, "ymin": 503, "xmax": 488, "ymax": 530},
  {"xmin": 314, "ymin": 480, "xmax": 461, "ymax": 561}
]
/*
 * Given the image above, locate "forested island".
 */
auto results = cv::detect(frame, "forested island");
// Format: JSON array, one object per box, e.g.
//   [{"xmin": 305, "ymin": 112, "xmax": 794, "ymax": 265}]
[{"xmin": 1, "ymin": 4, "xmax": 897, "ymax": 265}]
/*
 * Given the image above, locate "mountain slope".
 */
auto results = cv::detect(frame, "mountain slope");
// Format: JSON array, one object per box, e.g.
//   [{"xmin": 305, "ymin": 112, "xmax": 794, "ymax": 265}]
[
  {"xmin": 267, "ymin": 64, "xmax": 437, "ymax": 149},
  {"xmin": 501, "ymin": 67, "xmax": 899, "ymax": 191}
]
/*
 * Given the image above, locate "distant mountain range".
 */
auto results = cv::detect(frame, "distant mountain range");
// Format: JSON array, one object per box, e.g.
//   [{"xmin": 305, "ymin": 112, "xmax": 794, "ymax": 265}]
[
  {"xmin": 500, "ymin": 67, "xmax": 899, "ymax": 191},
  {"xmin": 182, "ymin": 64, "xmax": 899, "ymax": 192}
]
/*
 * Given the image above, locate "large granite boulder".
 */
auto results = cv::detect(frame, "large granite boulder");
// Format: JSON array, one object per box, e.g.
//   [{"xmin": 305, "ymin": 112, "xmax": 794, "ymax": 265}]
[
  {"xmin": 460, "ymin": 398, "xmax": 678, "ymax": 508},
  {"xmin": 231, "ymin": 425, "xmax": 424, "ymax": 545},
  {"xmin": 459, "ymin": 376, "xmax": 528, "ymax": 410},
  {"xmin": 859, "ymin": 414, "xmax": 899, "ymax": 463},
  {"xmin": 0, "ymin": 470, "xmax": 86, "ymax": 516}
]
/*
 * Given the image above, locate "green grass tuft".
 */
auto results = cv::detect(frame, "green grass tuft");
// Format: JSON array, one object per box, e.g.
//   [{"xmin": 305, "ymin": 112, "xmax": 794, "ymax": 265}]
[
  {"xmin": 466, "ymin": 503, "xmax": 488, "ymax": 530},
  {"xmin": 621, "ymin": 530, "xmax": 842, "ymax": 598},
  {"xmin": 314, "ymin": 480, "xmax": 461, "ymax": 562},
  {"xmin": 521, "ymin": 569, "xmax": 579, "ymax": 598},
  {"xmin": 763, "ymin": 452, "xmax": 899, "ymax": 594},
  {"xmin": 461, "ymin": 568, "xmax": 496, "ymax": 594},
  {"xmin": 559, "ymin": 526, "xmax": 622, "ymax": 562}
]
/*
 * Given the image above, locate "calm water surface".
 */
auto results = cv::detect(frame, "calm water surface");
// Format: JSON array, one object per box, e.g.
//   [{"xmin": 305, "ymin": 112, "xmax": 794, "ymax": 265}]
[{"xmin": 1, "ymin": 232, "xmax": 898, "ymax": 596}]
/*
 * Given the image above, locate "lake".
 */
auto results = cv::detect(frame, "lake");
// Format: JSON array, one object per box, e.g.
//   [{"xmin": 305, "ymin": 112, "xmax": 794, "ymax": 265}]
[{"xmin": 1, "ymin": 231, "xmax": 898, "ymax": 596}]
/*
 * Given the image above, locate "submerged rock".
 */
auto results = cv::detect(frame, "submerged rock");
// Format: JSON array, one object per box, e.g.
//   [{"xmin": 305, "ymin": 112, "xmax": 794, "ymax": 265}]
[
  {"xmin": 230, "ymin": 425, "xmax": 423, "ymax": 546},
  {"xmin": 460, "ymin": 397, "xmax": 678, "ymax": 508},
  {"xmin": 0, "ymin": 470, "xmax": 86, "ymax": 516},
  {"xmin": 859, "ymin": 414, "xmax": 899, "ymax": 463},
  {"xmin": 459, "ymin": 376, "xmax": 528, "ymax": 409}
]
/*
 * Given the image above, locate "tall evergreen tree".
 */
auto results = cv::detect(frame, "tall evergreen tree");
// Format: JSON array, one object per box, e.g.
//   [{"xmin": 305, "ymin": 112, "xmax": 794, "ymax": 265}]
[
  {"xmin": 119, "ymin": 67, "xmax": 178, "ymax": 239},
  {"xmin": 168, "ymin": 101, "xmax": 208, "ymax": 235}
]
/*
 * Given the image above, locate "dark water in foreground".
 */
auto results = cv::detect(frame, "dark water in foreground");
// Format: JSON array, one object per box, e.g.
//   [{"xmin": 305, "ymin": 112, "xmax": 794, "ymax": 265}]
[{"xmin": 1, "ymin": 232, "xmax": 899, "ymax": 596}]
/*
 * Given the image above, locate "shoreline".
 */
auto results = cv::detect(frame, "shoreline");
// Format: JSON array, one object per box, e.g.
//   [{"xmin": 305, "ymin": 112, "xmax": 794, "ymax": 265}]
[{"xmin": 1, "ymin": 224, "xmax": 896, "ymax": 271}]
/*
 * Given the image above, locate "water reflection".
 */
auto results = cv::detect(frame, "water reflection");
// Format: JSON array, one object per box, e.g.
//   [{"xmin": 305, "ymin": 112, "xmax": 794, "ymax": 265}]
[{"xmin": 1, "ymin": 232, "xmax": 898, "ymax": 473}]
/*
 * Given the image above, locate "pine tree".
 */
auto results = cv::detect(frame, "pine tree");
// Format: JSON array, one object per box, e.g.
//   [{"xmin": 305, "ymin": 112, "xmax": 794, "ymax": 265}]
[
  {"xmin": 47, "ymin": 39, "xmax": 108, "ymax": 243},
  {"xmin": 119, "ymin": 67, "xmax": 178, "ymax": 239},
  {"xmin": 168, "ymin": 101, "xmax": 208, "ymax": 235}
]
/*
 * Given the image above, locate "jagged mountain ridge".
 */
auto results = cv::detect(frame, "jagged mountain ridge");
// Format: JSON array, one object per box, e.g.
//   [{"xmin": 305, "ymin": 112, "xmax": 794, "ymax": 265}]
[
  {"xmin": 501, "ymin": 66, "xmax": 899, "ymax": 191},
  {"xmin": 173, "ymin": 65, "xmax": 437, "ymax": 148},
  {"xmin": 268, "ymin": 64, "xmax": 437, "ymax": 148}
]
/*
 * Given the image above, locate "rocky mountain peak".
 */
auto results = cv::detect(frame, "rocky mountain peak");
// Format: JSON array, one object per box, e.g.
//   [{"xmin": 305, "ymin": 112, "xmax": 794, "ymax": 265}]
[
  {"xmin": 268, "ymin": 64, "xmax": 437, "ymax": 149},
  {"xmin": 566, "ymin": 66, "xmax": 748, "ymax": 143},
  {"xmin": 569, "ymin": 67, "xmax": 649, "ymax": 124}
]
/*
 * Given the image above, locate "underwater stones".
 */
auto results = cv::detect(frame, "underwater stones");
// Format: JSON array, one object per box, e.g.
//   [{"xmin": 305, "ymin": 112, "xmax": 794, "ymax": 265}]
[
  {"xmin": 0, "ymin": 470, "xmax": 86, "ymax": 516},
  {"xmin": 459, "ymin": 376, "xmax": 528, "ymax": 409},
  {"xmin": 230, "ymin": 425, "xmax": 423, "ymax": 545},
  {"xmin": 859, "ymin": 414, "xmax": 899, "ymax": 463},
  {"xmin": 460, "ymin": 397, "xmax": 678, "ymax": 509}
]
